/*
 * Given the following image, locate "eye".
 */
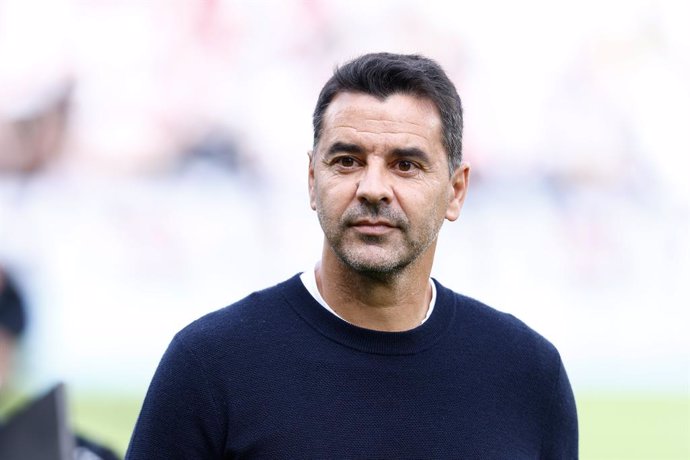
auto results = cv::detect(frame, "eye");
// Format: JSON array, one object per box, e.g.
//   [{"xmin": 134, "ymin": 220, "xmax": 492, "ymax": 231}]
[
  {"xmin": 396, "ymin": 160, "xmax": 416, "ymax": 172},
  {"xmin": 333, "ymin": 156, "xmax": 357, "ymax": 168}
]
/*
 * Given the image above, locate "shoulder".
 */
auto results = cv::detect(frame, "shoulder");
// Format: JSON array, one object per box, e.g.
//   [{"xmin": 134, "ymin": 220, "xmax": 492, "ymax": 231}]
[
  {"xmin": 438, "ymin": 283, "xmax": 578, "ymax": 453},
  {"xmin": 172, "ymin": 274, "xmax": 303, "ymax": 353},
  {"xmin": 437, "ymin": 280, "xmax": 562, "ymax": 371}
]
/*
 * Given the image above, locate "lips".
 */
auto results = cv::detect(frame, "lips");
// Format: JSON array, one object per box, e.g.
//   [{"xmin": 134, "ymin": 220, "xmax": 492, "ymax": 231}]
[{"xmin": 350, "ymin": 219, "xmax": 397, "ymax": 235}]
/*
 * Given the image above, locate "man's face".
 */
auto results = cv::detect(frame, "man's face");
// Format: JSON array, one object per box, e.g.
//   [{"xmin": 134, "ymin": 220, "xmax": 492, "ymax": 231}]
[{"xmin": 309, "ymin": 92, "xmax": 469, "ymax": 276}]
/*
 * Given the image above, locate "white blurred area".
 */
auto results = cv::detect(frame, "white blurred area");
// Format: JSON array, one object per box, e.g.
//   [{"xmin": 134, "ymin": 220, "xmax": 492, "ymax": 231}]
[{"xmin": 0, "ymin": 0, "xmax": 688, "ymax": 395}]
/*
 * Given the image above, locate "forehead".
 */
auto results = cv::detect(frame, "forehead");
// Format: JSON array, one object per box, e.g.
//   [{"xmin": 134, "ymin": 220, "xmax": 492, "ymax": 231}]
[{"xmin": 320, "ymin": 92, "xmax": 443, "ymax": 150}]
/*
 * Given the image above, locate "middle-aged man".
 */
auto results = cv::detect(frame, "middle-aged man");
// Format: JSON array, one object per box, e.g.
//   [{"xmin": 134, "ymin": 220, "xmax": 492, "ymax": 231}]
[{"xmin": 126, "ymin": 52, "xmax": 578, "ymax": 459}]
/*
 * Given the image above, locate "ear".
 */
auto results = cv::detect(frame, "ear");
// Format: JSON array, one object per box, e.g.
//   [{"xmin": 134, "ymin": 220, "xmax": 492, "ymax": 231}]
[
  {"xmin": 308, "ymin": 150, "xmax": 316, "ymax": 210},
  {"xmin": 445, "ymin": 162, "xmax": 470, "ymax": 221}
]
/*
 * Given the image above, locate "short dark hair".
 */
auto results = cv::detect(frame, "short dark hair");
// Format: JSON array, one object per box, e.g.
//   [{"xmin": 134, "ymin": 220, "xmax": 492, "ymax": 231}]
[{"xmin": 312, "ymin": 52, "xmax": 463, "ymax": 172}]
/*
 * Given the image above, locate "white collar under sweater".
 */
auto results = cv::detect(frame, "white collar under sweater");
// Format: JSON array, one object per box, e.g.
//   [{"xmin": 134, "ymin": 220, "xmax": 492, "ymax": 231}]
[{"xmin": 299, "ymin": 266, "xmax": 436, "ymax": 326}]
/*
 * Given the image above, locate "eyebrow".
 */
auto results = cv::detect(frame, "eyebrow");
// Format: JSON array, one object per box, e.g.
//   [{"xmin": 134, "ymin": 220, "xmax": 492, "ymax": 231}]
[
  {"xmin": 325, "ymin": 142, "xmax": 364, "ymax": 157},
  {"xmin": 325, "ymin": 143, "xmax": 430, "ymax": 159},
  {"xmin": 322, "ymin": 142, "xmax": 433, "ymax": 168},
  {"xmin": 391, "ymin": 147, "xmax": 431, "ymax": 163}
]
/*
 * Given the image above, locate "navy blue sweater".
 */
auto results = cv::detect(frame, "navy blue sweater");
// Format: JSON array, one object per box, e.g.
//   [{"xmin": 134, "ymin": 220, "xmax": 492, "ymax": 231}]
[{"xmin": 126, "ymin": 275, "xmax": 578, "ymax": 459}]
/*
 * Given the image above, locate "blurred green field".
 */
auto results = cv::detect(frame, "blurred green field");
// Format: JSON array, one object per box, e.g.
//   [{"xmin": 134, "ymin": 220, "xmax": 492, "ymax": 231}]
[
  {"xmin": 26, "ymin": 391, "xmax": 690, "ymax": 458},
  {"xmin": 577, "ymin": 393, "xmax": 689, "ymax": 460}
]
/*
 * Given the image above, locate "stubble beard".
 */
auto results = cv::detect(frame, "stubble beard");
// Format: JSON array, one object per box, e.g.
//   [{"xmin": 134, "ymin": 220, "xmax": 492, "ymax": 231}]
[{"xmin": 317, "ymin": 202, "xmax": 442, "ymax": 280}]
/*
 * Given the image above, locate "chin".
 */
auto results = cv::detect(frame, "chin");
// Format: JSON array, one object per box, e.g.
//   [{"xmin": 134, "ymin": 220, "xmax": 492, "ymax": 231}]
[{"xmin": 338, "ymin": 250, "xmax": 412, "ymax": 277}]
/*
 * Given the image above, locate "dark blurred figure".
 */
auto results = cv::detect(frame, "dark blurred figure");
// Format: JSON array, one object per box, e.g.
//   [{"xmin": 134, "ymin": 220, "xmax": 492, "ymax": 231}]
[
  {"xmin": 0, "ymin": 266, "xmax": 120, "ymax": 460},
  {"xmin": 0, "ymin": 269, "xmax": 26, "ymax": 391}
]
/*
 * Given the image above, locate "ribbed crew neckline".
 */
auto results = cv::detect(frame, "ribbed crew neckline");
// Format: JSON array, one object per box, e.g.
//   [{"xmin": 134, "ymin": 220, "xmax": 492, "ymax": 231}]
[{"xmin": 279, "ymin": 274, "xmax": 456, "ymax": 356}]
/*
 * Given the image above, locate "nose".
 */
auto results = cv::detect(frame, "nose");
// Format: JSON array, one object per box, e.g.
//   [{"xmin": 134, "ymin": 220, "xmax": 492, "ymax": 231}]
[{"xmin": 355, "ymin": 161, "xmax": 393, "ymax": 205}]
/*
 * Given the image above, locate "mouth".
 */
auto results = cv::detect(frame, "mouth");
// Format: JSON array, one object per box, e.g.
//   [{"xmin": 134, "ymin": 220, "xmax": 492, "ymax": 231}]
[{"xmin": 350, "ymin": 220, "xmax": 397, "ymax": 236}]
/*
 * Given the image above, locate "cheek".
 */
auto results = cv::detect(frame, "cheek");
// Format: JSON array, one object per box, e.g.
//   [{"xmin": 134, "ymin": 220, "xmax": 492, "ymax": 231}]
[
  {"xmin": 316, "ymin": 178, "xmax": 354, "ymax": 210},
  {"xmin": 399, "ymin": 184, "xmax": 447, "ymax": 217}
]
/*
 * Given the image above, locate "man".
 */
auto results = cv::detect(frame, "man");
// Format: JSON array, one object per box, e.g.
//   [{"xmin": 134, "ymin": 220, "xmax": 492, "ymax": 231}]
[{"xmin": 126, "ymin": 53, "xmax": 578, "ymax": 458}]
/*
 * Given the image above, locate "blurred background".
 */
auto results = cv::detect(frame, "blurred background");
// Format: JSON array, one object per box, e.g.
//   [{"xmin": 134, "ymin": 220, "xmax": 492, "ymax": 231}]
[{"xmin": 0, "ymin": 0, "xmax": 688, "ymax": 458}]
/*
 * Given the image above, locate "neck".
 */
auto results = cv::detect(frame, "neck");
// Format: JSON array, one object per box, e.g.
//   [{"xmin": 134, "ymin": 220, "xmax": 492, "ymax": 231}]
[{"xmin": 315, "ymin": 243, "xmax": 435, "ymax": 332}]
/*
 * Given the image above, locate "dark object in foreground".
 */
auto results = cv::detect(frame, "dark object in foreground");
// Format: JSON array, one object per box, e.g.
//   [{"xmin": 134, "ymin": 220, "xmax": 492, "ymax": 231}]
[{"xmin": 0, "ymin": 383, "xmax": 120, "ymax": 460}]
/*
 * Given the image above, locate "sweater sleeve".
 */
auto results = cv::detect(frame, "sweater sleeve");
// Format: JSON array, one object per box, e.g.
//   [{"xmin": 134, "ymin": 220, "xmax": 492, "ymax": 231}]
[
  {"xmin": 540, "ymin": 355, "xmax": 579, "ymax": 459},
  {"xmin": 125, "ymin": 334, "xmax": 226, "ymax": 459}
]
